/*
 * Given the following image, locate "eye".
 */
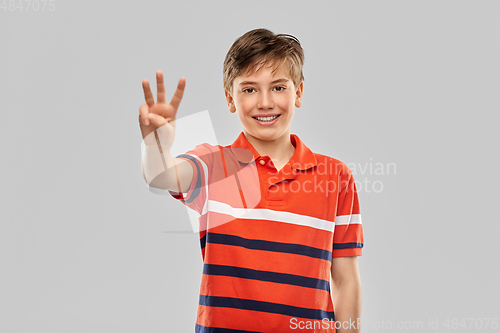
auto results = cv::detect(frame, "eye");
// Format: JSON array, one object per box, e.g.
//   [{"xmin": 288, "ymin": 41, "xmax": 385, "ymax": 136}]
[
  {"xmin": 243, "ymin": 88, "xmax": 256, "ymax": 93},
  {"xmin": 273, "ymin": 86, "xmax": 286, "ymax": 92}
]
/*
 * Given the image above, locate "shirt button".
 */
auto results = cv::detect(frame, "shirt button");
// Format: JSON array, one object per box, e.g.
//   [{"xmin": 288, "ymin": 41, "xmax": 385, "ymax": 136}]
[{"xmin": 259, "ymin": 159, "xmax": 266, "ymax": 166}]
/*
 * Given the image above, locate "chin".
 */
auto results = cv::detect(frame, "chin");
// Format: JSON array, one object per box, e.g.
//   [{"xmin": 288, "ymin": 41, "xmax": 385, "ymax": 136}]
[{"xmin": 250, "ymin": 129, "xmax": 285, "ymax": 141}]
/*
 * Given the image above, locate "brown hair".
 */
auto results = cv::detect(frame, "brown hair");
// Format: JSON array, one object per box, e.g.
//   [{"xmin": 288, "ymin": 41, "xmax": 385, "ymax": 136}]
[{"xmin": 223, "ymin": 28, "xmax": 305, "ymax": 95}]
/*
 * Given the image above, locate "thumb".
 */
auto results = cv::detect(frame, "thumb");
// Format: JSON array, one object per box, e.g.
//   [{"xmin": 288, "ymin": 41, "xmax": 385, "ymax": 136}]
[{"xmin": 148, "ymin": 113, "xmax": 168, "ymax": 128}]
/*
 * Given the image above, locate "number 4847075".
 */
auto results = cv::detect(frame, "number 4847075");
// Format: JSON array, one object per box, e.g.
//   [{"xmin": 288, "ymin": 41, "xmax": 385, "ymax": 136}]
[
  {"xmin": 443, "ymin": 318, "xmax": 498, "ymax": 330},
  {"xmin": 1, "ymin": 0, "xmax": 55, "ymax": 11}
]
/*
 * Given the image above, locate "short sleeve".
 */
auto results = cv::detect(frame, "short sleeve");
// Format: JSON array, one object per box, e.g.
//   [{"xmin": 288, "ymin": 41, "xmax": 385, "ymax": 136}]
[
  {"xmin": 332, "ymin": 167, "xmax": 364, "ymax": 257},
  {"xmin": 168, "ymin": 143, "xmax": 214, "ymax": 216}
]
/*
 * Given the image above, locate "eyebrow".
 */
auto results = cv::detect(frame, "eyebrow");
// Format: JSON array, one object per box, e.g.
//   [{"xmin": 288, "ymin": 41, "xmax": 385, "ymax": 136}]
[{"xmin": 239, "ymin": 78, "xmax": 289, "ymax": 86}]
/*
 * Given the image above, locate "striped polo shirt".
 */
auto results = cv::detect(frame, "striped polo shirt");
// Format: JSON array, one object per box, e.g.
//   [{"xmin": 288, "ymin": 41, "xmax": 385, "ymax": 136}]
[{"xmin": 169, "ymin": 132, "xmax": 364, "ymax": 333}]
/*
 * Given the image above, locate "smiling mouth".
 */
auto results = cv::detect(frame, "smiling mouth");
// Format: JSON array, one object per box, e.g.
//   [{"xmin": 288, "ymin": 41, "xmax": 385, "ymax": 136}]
[{"xmin": 252, "ymin": 115, "xmax": 280, "ymax": 122}]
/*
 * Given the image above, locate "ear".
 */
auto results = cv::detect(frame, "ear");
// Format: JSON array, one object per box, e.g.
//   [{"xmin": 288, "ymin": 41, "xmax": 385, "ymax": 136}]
[
  {"xmin": 295, "ymin": 81, "xmax": 304, "ymax": 108},
  {"xmin": 224, "ymin": 89, "xmax": 237, "ymax": 113}
]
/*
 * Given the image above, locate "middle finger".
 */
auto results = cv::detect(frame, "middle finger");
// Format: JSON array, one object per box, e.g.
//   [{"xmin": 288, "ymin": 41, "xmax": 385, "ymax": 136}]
[{"xmin": 156, "ymin": 70, "xmax": 166, "ymax": 104}]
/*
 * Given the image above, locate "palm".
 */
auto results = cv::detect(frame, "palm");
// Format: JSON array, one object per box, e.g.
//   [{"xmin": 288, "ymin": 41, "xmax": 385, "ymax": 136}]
[{"xmin": 149, "ymin": 101, "xmax": 175, "ymax": 123}]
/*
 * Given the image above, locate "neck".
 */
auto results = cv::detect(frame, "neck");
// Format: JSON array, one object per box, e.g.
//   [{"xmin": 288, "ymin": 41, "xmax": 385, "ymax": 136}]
[{"xmin": 243, "ymin": 130, "xmax": 295, "ymax": 165}]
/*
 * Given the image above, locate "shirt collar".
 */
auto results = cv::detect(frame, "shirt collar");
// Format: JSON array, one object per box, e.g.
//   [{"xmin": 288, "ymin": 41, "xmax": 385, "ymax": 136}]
[{"xmin": 229, "ymin": 132, "xmax": 317, "ymax": 171}]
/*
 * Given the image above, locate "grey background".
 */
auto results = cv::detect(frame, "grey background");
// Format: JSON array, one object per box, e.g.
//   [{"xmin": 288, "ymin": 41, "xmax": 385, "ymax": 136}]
[{"xmin": 1, "ymin": 0, "xmax": 499, "ymax": 332}]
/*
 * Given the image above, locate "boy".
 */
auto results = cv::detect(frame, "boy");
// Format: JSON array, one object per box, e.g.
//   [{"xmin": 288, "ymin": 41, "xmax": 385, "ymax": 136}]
[{"xmin": 139, "ymin": 28, "xmax": 364, "ymax": 332}]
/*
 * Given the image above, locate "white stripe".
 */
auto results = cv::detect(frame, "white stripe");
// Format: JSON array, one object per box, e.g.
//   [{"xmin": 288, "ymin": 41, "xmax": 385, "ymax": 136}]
[
  {"xmin": 207, "ymin": 200, "xmax": 335, "ymax": 232},
  {"xmin": 335, "ymin": 214, "xmax": 362, "ymax": 225}
]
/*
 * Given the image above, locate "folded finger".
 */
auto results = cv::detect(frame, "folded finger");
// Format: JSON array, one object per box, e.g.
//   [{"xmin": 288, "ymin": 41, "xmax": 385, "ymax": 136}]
[
  {"xmin": 148, "ymin": 112, "xmax": 168, "ymax": 128},
  {"xmin": 139, "ymin": 104, "xmax": 150, "ymax": 126}
]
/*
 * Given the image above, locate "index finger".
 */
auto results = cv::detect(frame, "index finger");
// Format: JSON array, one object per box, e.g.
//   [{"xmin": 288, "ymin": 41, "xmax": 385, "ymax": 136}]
[
  {"xmin": 142, "ymin": 79, "xmax": 155, "ymax": 107},
  {"xmin": 169, "ymin": 77, "xmax": 186, "ymax": 111}
]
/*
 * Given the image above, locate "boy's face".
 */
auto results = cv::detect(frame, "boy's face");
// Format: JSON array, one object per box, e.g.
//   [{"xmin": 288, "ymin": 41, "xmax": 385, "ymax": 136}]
[{"xmin": 225, "ymin": 64, "xmax": 303, "ymax": 143}]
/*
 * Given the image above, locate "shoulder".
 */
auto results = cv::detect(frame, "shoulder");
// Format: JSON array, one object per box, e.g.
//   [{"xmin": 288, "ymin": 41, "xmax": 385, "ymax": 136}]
[
  {"xmin": 294, "ymin": 133, "xmax": 352, "ymax": 178},
  {"xmin": 312, "ymin": 153, "xmax": 353, "ymax": 179},
  {"xmin": 183, "ymin": 143, "xmax": 221, "ymax": 156}
]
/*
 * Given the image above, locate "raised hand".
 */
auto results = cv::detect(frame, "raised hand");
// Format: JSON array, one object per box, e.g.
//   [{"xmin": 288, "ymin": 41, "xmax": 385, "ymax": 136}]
[{"xmin": 139, "ymin": 70, "xmax": 186, "ymax": 149}]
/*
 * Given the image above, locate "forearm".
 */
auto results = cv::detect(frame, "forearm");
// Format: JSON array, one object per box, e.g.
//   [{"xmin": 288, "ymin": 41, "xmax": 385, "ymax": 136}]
[{"xmin": 332, "ymin": 280, "xmax": 362, "ymax": 332}]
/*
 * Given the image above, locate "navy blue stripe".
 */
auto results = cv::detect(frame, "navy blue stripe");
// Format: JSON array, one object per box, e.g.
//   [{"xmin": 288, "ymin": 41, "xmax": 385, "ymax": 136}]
[
  {"xmin": 200, "ymin": 234, "xmax": 207, "ymax": 249},
  {"xmin": 176, "ymin": 154, "xmax": 202, "ymax": 204},
  {"xmin": 195, "ymin": 323, "xmax": 260, "ymax": 333},
  {"xmin": 199, "ymin": 295, "xmax": 334, "ymax": 321},
  {"xmin": 203, "ymin": 264, "xmax": 330, "ymax": 291},
  {"xmin": 333, "ymin": 242, "xmax": 364, "ymax": 250},
  {"xmin": 206, "ymin": 232, "xmax": 332, "ymax": 261}
]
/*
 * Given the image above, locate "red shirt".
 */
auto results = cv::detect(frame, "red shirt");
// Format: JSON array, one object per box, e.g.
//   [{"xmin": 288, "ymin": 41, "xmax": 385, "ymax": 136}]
[{"xmin": 169, "ymin": 132, "xmax": 363, "ymax": 332}]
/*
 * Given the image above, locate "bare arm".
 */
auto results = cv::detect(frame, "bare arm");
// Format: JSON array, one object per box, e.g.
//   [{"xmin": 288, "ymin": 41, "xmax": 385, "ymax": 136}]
[
  {"xmin": 141, "ymin": 142, "xmax": 193, "ymax": 192},
  {"xmin": 331, "ymin": 256, "xmax": 362, "ymax": 332},
  {"xmin": 139, "ymin": 70, "xmax": 193, "ymax": 192}
]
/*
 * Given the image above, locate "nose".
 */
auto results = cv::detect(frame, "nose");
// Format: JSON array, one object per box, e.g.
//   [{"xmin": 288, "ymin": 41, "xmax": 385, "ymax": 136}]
[{"xmin": 257, "ymin": 91, "xmax": 274, "ymax": 109}]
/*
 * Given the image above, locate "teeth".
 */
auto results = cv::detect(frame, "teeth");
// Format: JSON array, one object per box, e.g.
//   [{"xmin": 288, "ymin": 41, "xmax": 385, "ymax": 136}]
[{"xmin": 255, "ymin": 115, "xmax": 279, "ymax": 122}]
